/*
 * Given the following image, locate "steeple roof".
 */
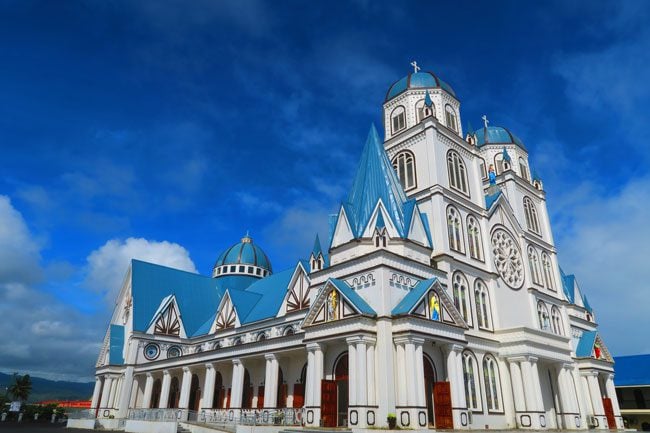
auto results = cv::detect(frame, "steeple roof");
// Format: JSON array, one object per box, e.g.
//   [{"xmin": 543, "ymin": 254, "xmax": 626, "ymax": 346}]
[
  {"xmin": 311, "ymin": 234, "xmax": 322, "ymax": 257},
  {"xmin": 345, "ymin": 124, "xmax": 410, "ymax": 237}
]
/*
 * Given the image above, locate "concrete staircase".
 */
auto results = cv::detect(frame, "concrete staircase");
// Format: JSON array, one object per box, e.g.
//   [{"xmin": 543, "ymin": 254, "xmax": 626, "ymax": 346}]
[{"xmin": 177, "ymin": 425, "xmax": 192, "ymax": 433}]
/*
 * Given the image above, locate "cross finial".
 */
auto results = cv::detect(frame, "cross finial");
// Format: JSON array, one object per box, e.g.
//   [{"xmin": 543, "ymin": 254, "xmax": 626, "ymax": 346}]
[
  {"xmin": 482, "ymin": 115, "xmax": 489, "ymax": 129},
  {"xmin": 410, "ymin": 60, "xmax": 420, "ymax": 73}
]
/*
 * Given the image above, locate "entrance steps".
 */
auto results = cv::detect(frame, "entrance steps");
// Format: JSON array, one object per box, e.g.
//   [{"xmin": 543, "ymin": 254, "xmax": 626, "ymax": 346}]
[{"xmin": 178, "ymin": 425, "xmax": 192, "ymax": 433}]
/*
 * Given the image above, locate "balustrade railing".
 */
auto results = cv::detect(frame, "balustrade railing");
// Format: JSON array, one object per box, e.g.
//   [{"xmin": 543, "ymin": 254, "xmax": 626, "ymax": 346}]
[
  {"xmin": 67, "ymin": 409, "xmax": 95, "ymax": 420},
  {"xmin": 127, "ymin": 407, "xmax": 303, "ymax": 427}
]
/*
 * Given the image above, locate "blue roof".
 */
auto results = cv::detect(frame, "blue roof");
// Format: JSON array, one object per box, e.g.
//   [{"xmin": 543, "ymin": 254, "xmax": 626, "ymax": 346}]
[
  {"xmin": 582, "ymin": 294, "xmax": 593, "ymax": 313},
  {"xmin": 215, "ymin": 235, "xmax": 272, "ymax": 272},
  {"xmin": 613, "ymin": 354, "xmax": 650, "ymax": 386},
  {"xmin": 561, "ymin": 268, "xmax": 576, "ymax": 303},
  {"xmin": 344, "ymin": 125, "xmax": 425, "ymax": 239},
  {"xmin": 485, "ymin": 190, "xmax": 502, "ymax": 209},
  {"xmin": 392, "ymin": 277, "xmax": 436, "ymax": 315},
  {"xmin": 475, "ymin": 126, "xmax": 527, "ymax": 151},
  {"xmin": 576, "ymin": 330, "xmax": 597, "ymax": 357},
  {"xmin": 131, "ymin": 259, "xmax": 223, "ymax": 337},
  {"xmin": 240, "ymin": 268, "xmax": 295, "ymax": 324},
  {"xmin": 329, "ymin": 278, "xmax": 376, "ymax": 316},
  {"xmin": 385, "ymin": 71, "xmax": 456, "ymax": 101},
  {"xmin": 311, "ymin": 234, "xmax": 322, "ymax": 257}
]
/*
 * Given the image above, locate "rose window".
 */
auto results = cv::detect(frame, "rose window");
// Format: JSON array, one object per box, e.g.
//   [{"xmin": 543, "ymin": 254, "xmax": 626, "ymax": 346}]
[{"xmin": 491, "ymin": 229, "xmax": 524, "ymax": 289}]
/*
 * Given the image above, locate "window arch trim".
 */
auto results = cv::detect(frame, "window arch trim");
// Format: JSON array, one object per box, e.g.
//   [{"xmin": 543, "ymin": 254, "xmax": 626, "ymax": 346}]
[
  {"xmin": 482, "ymin": 353, "xmax": 504, "ymax": 413},
  {"xmin": 462, "ymin": 349, "xmax": 483, "ymax": 412},
  {"xmin": 447, "ymin": 150, "xmax": 470, "ymax": 196},
  {"xmin": 392, "ymin": 150, "xmax": 417, "ymax": 191},
  {"xmin": 390, "ymin": 105, "xmax": 406, "ymax": 134},
  {"xmin": 446, "ymin": 205, "xmax": 466, "ymax": 253}
]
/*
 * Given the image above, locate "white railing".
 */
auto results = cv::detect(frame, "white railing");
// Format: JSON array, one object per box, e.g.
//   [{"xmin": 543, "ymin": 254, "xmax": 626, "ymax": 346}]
[
  {"xmin": 67, "ymin": 409, "xmax": 95, "ymax": 420},
  {"xmin": 127, "ymin": 408, "xmax": 186, "ymax": 422},
  {"xmin": 199, "ymin": 408, "xmax": 303, "ymax": 427}
]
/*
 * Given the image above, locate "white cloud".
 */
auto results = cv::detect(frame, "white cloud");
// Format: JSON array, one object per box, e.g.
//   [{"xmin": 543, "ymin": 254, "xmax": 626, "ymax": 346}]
[
  {"xmin": 86, "ymin": 237, "xmax": 197, "ymax": 301},
  {"xmin": 0, "ymin": 195, "xmax": 42, "ymax": 284},
  {"xmin": 554, "ymin": 177, "xmax": 650, "ymax": 355}
]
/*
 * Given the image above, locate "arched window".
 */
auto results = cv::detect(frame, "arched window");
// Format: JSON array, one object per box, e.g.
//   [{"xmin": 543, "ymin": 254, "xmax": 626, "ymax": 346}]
[
  {"xmin": 519, "ymin": 157, "xmax": 529, "ymax": 181},
  {"xmin": 391, "ymin": 106, "xmax": 406, "ymax": 134},
  {"xmin": 445, "ymin": 104, "xmax": 458, "ymax": 132},
  {"xmin": 415, "ymin": 99, "xmax": 435, "ymax": 123},
  {"xmin": 452, "ymin": 272, "xmax": 472, "ymax": 326},
  {"xmin": 462, "ymin": 351, "xmax": 481, "ymax": 411},
  {"xmin": 447, "ymin": 206, "xmax": 464, "ymax": 253},
  {"xmin": 374, "ymin": 228, "xmax": 387, "ymax": 248},
  {"xmin": 541, "ymin": 252, "xmax": 555, "ymax": 290},
  {"xmin": 537, "ymin": 301, "xmax": 550, "ymax": 331},
  {"xmin": 447, "ymin": 150, "xmax": 469, "ymax": 195},
  {"xmin": 551, "ymin": 306, "xmax": 563, "ymax": 336},
  {"xmin": 392, "ymin": 151, "xmax": 416, "ymax": 190},
  {"xmin": 482, "ymin": 354, "xmax": 502, "ymax": 412},
  {"xmin": 467, "ymin": 215, "xmax": 483, "ymax": 260},
  {"xmin": 494, "ymin": 153, "xmax": 510, "ymax": 175},
  {"xmin": 523, "ymin": 197, "xmax": 541, "ymax": 234},
  {"xmin": 527, "ymin": 246, "xmax": 542, "ymax": 286},
  {"xmin": 474, "ymin": 279, "xmax": 491, "ymax": 330}
]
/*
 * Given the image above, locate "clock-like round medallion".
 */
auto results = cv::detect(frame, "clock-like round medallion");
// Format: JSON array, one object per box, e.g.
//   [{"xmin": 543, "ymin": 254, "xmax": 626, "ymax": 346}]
[
  {"xmin": 143, "ymin": 343, "xmax": 160, "ymax": 360},
  {"xmin": 491, "ymin": 229, "xmax": 524, "ymax": 289}
]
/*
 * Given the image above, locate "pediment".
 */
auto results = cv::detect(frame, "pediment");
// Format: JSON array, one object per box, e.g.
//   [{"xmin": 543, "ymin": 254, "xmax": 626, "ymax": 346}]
[
  {"xmin": 211, "ymin": 291, "xmax": 239, "ymax": 333},
  {"xmin": 146, "ymin": 295, "xmax": 187, "ymax": 338}
]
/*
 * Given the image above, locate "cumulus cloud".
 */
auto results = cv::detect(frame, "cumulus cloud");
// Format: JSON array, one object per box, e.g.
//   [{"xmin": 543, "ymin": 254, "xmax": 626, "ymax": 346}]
[
  {"xmin": 86, "ymin": 237, "xmax": 197, "ymax": 302},
  {"xmin": 0, "ymin": 195, "xmax": 42, "ymax": 284},
  {"xmin": 554, "ymin": 177, "xmax": 650, "ymax": 355}
]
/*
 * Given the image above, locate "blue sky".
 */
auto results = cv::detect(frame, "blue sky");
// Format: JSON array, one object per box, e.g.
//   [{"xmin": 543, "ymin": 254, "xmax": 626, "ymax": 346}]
[{"xmin": 1, "ymin": 0, "xmax": 649, "ymax": 380}]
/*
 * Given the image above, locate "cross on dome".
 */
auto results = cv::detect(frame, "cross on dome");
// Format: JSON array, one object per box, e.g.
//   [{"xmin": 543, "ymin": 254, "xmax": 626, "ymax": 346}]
[
  {"xmin": 410, "ymin": 60, "xmax": 420, "ymax": 73},
  {"xmin": 482, "ymin": 115, "xmax": 489, "ymax": 128}
]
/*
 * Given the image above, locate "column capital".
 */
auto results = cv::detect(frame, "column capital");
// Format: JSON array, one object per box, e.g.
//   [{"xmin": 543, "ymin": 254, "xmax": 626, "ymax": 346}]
[
  {"xmin": 306, "ymin": 342, "xmax": 324, "ymax": 352},
  {"xmin": 163, "ymin": 369, "xmax": 171, "ymax": 376},
  {"xmin": 394, "ymin": 335, "xmax": 424, "ymax": 345},
  {"xmin": 182, "ymin": 366, "xmax": 191, "ymax": 374},
  {"xmin": 580, "ymin": 370, "xmax": 599, "ymax": 377},
  {"xmin": 264, "ymin": 353, "xmax": 277, "ymax": 361},
  {"xmin": 560, "ymin": 362, "xmax": 575, "ymax": 370},
  {"xmin": 205, "ymin": 363, "xmax": 214, "ymax": 370},
  {"xmin": 507, "ymin": 356, "xmax": 527, "ymax": 363},
  {"xmin": 446, "ymin": 343, "xmax": 464, "ymax": 353},
  {"xmin": 525, "ymin": 355, "xmax": 539, "ymax": 363},
  {"xmin": 606, "ymin": 373, "xmax": 615, "ymax": 381},
  {"xmin": 146, "ymin": 372, "xmax": 153, "ymax": 378},
  {"xmin": 346, "ymin": 336, "xmax": 361, "ymax": 345},
  {"xmin": 232, "ymin": 358, "xmax": 242, "ymax": 366}
]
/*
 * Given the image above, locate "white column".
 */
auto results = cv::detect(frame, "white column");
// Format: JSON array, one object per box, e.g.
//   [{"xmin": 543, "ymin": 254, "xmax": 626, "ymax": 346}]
[
  {"xmin": 264, "ymin": 354, "xmax": 279, "ymax": 408},
  {"xmin": 305, "ymin": 349, "xmax": 314, "ymax": 406},
  {"xmin": 521, "ymin": 359, "xmax": 540, "ymax": 411},
  {"xmin": 314, "ymin": 344, "xmax": 324, "ymax": 407},
  {"xmin": 508, "ymin": 360, "xmax": 526, "ymax": 412},
  {"xmin": 357, "ymin": 339, "xmax": 368, "ymax": 406},
  {"xmin": 530, "ymin": 358, "xmax": 544, "ymax": 411},
  {"xmin": 396, "ymin": 342, "xmax": 407, "ymax": 406},
  {"xmin": 347, "ymin": 338, "xmax": 357, "ymax": 406},
  {"xmin": 108, "ymin": 377, "xmax": 119, "ymax": 408},
  {"xmin": 91, "ymin": 377, "xmax": 103, "ymax": 409},
  {"xmin": 446, "ymin": 346, "xmax": 458, "ymax": 407},
  {"xmin": 203, "ymin": 364, "xmax": 216, "ymax": 410},
  {"xmin": 587, "ymin": 373, "xmax": 605, "ymax": 415},
  {"xmin": 453, "ymin": 347, "xmax": 467, "ymax": 409},
  {"xmin": 129, "ymin": 375, "xmax": 140, "ymax": 409},
  {"xmin": 415, "ymin": 342, "xmax": 426, "ymax": 408},
  {"xmin": 117, "ymin": 367, "xmax": 135, "ymax": 417},
  {"xmin": 367, "ymin": 342, "xmax": 376, "ymax": 406},
  {"xmin": 405, "ymin": 341, "xmax": 416, "ymax": 406},
  {"xmin": 178, "ymin": 367, "xmax": 192, "ymax": 409},
  {"xmin": 605, "ymin": 374, "xmax": 621, "ymax": 417},
  {"xmin": 99, "ymin": 375, "xmax": 112, "ymax": 408},
  {"xmin": 231, "ymin": 360, "xmax": 244, "ymax": 408},
  {"xmin": 142, "ymin": 373, "xmax": 154, "ymax": 409},
  {"xmin": 557, "ymin": 367, "xmax": 573, "ymax": 416},
  {"xmin": 159, "ymin": 370, "xmax": 171, "ymax": 408},
  {"xmin": 581, "ymin": 374, "xmax": 594, "ymax": 414}
]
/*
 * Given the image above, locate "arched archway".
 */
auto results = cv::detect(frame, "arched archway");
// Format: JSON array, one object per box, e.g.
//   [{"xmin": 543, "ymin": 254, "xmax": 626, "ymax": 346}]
[
  {"xmin": 277, "ymin": 367, "xmax": 287, "ymax": 408},
  {"xmin": 242, "ymin": 369, "xmax": 253, "ymax": 409},
  {"xmin": 293, "ymin": 363, "xmax": 307, "ymax": 409},
  {"xmin": 188, "ymin": 374, "xmax": 201, "ymax": 412},
  {"xmin": 169, "ymin": 377, "xmax": 180, "ymax": 409},
  {"xmin": 423, "ymin": 356, "xmax": 437, "ymax": 426},
  {"xmin": 213, "ymin": 372, "xmax": 223, "ymax": 408},
  {"xmin": 150, "ymin": 379, "xmax": 161, "ymax": 408},
  {"xmin": 334, "ymin": 354, "xmax": 349, "ymax": 427}
]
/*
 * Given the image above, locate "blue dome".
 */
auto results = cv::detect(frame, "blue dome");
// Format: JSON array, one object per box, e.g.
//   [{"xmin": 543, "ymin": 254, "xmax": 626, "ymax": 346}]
[
  {"xmin": 213, "ymin": 235, "xmax": 272, "ymax": 278},
  {"xmin": 385, "ymin": 71, "xmax": 456, "ymax": 101},
  {"xmin": 474, "ymin": 126, "xmax": 527, "ymax": 151}
]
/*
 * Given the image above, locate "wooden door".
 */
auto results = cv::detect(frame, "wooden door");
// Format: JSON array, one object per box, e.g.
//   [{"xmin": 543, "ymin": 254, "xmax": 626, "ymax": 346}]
[
  {"xmin": 257, "ymin": 386, "xmax": 265, "ymax": 409},
  {"xmin": 226, "ymin": 388, "xmax": 231, "ymax": 409},
  {"xmin": 603, "ymin": 397, "xmax": 616, "ymax": 429},
  {"xmin": 321, "ymin": 380, "xmax": 338, "ymax": 427},
  {"xmin": 278, "ymin": 384, "xmax": 288, "ymax": 408},
  {"xmin": 292, "ymin": 384, "xmax": 304, "ymax": 408},
  {"xmin": 433, "ymin": 382, "xmax": 453, "ymax": 429}
]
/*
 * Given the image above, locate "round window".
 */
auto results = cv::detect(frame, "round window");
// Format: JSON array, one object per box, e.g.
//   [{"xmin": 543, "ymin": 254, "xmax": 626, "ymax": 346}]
[
  {"xmin": 167, "ymin": 346, "xmax": 181, "ymax": 358},
  {"xmin": 143, "ymin": 343, "xmax": 160, "ymax": 360}
]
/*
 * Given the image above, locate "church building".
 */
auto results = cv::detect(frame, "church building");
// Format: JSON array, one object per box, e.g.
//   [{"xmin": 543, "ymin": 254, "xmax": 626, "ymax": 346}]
[{"xmin": 88, "ymin": 65, "xmax": 623, "ymax": 431}]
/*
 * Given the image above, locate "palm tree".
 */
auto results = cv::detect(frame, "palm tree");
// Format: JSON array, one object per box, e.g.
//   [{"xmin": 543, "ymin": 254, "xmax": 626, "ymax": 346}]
[{"xmin": 8, "ymin": 374, "xmax": 31, "ymax": 402}]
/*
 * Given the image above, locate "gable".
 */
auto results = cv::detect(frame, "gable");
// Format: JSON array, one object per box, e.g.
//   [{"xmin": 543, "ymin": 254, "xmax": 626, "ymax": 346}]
[
  {"xmin": 331, "ymin": 206, "xmax": 354, "ymax": 248},
  {"xmin": 303, "ymin": 278, "xmax": 375, "ymax": 327},
  {"xmin": 407, "ymin": 207, "xmax": 431, "ymax": 247},
  {"xmin": 146, "ymin": 295, "xmax": 187, "ymax": 338},
  {"xmin": 212, "ymin": 292, "xmax": 239, "ymax": 332},
  {"xmin": 392, "ymin": 278, "xmax": 468, "ymax": 328},
  {"xmin": 487, "ymin": 194, "xmax": 524, "ymax": 236},
  {"xmin": 285, "ymin": 264, "xmax": 311, "ymax": 313},
  {"xmin": 361, "ymin": 200, "xmax": 400, "ymax": 239}
]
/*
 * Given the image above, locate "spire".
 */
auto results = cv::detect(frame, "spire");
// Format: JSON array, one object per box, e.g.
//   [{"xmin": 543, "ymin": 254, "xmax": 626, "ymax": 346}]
[
  {"xmin": 241, "ymin": 232, "xmax": 253, "ymax": 243},
  {"xmin": 346, "ymin": 124, "xmax": 408, "ymax": 237},
  {"xmin": 502, "ymin": 146, "xmax": 511, "ymax": 163},
  {"xmin": 424, "ymin": 90, "xmax": 433, "ymax": 107},
  {"xmin": 311, "ymin": 234, "xmax": 322, "ymax": 257}
]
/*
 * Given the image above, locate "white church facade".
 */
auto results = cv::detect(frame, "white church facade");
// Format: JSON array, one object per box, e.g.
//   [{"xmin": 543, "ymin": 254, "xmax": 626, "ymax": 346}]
[{"xmin": 87, "ymin": 66, "xmax": 623, "ymax": 431}]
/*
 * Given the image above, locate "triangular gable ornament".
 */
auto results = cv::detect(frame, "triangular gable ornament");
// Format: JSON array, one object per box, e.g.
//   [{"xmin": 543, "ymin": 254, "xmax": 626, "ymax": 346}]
[
  {"xmin": 211, "ymin": 291, "xmax": 240, "ymax": 333},
  {"xmin": 146, "ymin": 295, "xmax": 187, "ymax": 338},
  {"xmin": 396, "ymin": 280, "xmax": 469, "ymax": 329},
  {"xmin": 302, "ymin": 281, "xmax": 364, "ymax": 327}
]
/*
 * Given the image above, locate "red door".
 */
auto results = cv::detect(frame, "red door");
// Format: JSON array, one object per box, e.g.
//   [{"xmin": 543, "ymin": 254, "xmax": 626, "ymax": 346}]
[
  {"xmin": 257, "ymin": 386, "xmax": 265, "ymax": 409},
  {"xmin": 603, "ymin": 397, "xmax": 616, "ymax": 429},
  {"xmin": 433, "ymin": 382, "xmax": 454, "ymax": 429},
  {"xmin": 293, "ymin": 384, "xmax": 304, "ymax": 408},
  {"xmin": 321, "ymin": 380, "xmax": 338, "ymax": 427}
]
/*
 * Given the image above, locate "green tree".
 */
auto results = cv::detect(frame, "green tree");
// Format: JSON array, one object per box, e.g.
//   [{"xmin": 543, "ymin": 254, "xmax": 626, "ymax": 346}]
[{"xmin": 8, "ymin": 373, "xmax": 32, "ymax": 402}]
